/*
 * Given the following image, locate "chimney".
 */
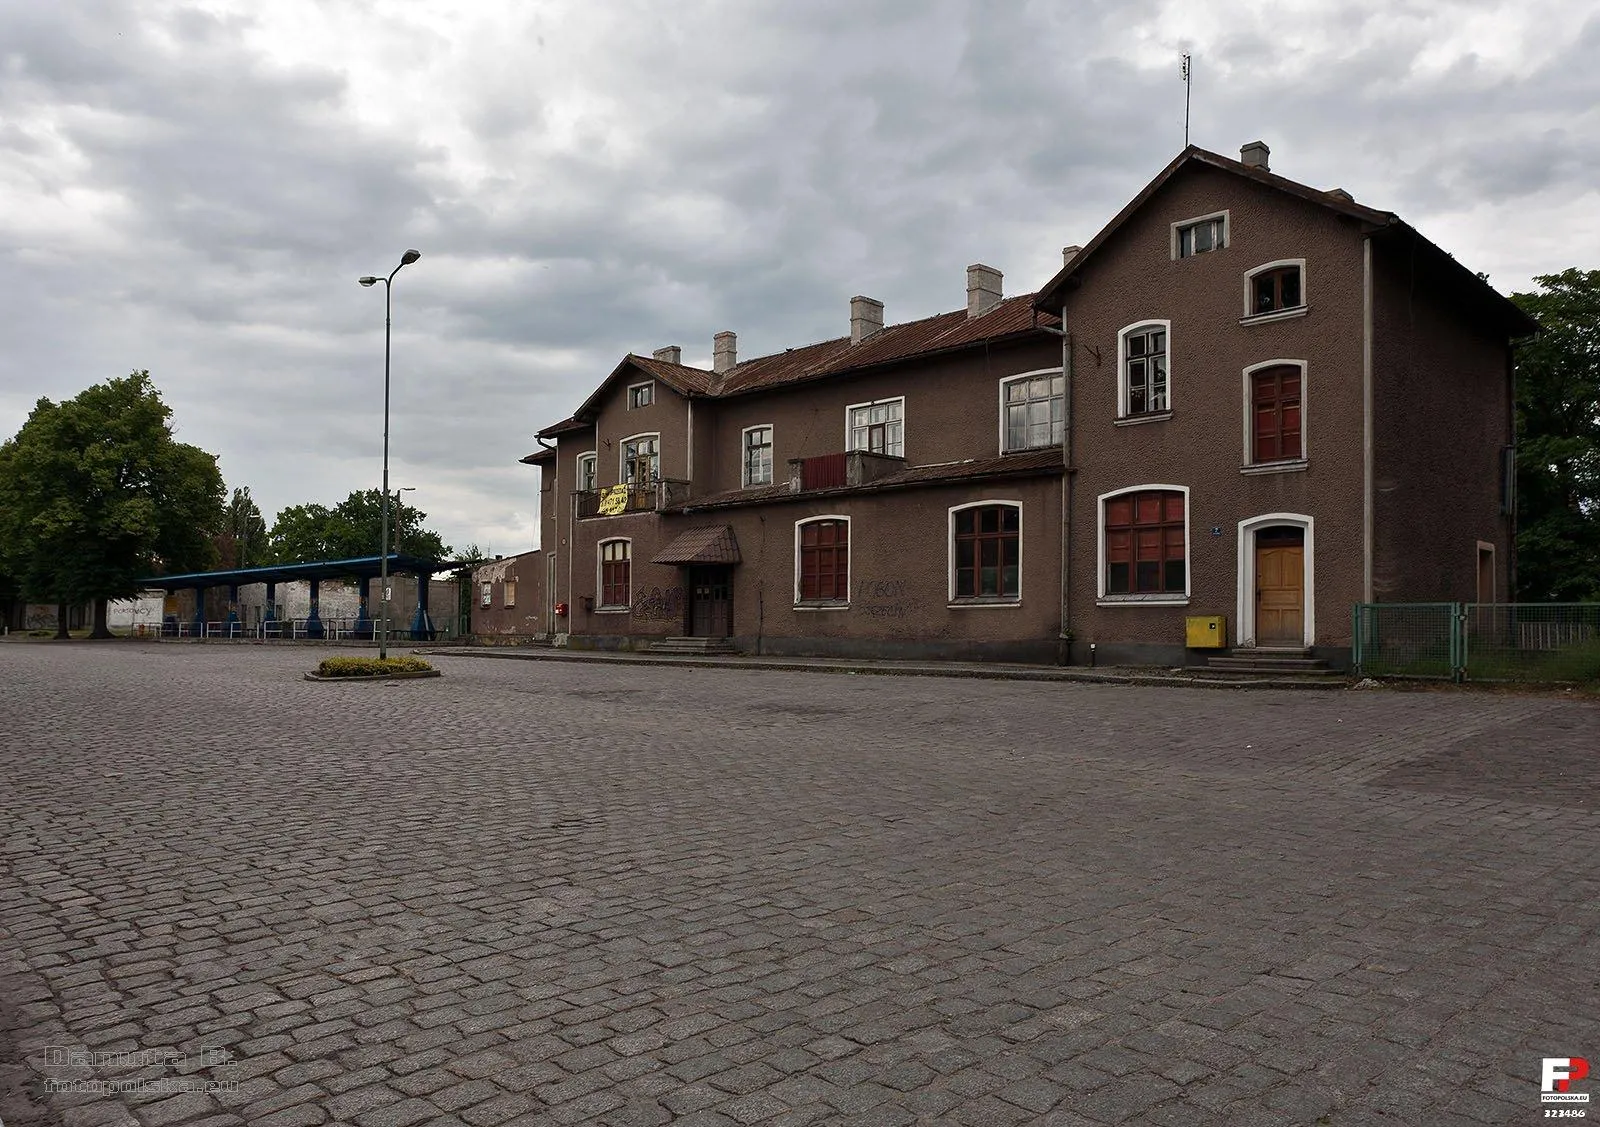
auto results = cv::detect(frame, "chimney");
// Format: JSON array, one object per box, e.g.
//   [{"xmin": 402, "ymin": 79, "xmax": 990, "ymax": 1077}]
[
  {"xmin": 652, "ymin": 345, "xmax": 681, "ymax": 365},
  {"xmin": 966, "ymin": 264, "xmax": 1003, "ymax": 318},
  {"xmin": 850, "ymin": 296, "xmax": 884, "ymax": 343},
  {"xmin": 1240, "ymin": 140, "xmax": 1270, "ymax": 171},
  {"xmin": 713, "ymin": 331, "xmax": 737, "ymax": 374},
  {"xmin": 1061, "ymin": 245, "xmax": 1083, "ymax": 268}
]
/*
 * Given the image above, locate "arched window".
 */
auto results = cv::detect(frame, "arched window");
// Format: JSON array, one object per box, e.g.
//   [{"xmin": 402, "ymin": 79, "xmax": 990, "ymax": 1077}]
[
  {"xmin": 795, "ymin": 518, "xmax": 850, "ymax": 605},
  {"xmin": 1117, "ymin": 322, "xmax": 1171, "ymax": 418},
  {"xmin": 1101, "ymin": 488, "xmax": 1188, "ymax": 598},
  {"xmin": 950, "ymin": 503, "xmax": 1022, "ymax": 601},
  {"xmin": 599, "ymin": 540, "xmax": 631, "ymax": 609}
]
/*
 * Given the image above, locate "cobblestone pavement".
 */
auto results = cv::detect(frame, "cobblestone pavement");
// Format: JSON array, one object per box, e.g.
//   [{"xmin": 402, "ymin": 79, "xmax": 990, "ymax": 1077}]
[{"xmin": 1, "ymin": 643, "xmax": 1596, "ymax": 1127}]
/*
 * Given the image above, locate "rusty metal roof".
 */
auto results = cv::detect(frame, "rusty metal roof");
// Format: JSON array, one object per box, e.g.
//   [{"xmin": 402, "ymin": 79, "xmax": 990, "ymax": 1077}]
[
  {"xmin": 534, "ymin": 416, "xmax": 592, "ymax": 439},
  {"xmin": 519, "ymin": 447, "xmax": 557, "ymax": 464},
  {"xmin": 650, "ymin": 525, "xmax": 741, "ymax": 565},
  {"xmin": 678, "ymin": 448, "xmax": 1063, "ymax": 513}
]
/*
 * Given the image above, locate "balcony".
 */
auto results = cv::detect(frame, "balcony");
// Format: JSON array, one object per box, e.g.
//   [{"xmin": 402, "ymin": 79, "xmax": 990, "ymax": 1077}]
[
  {"xmin": 576, "ymin": 479, "xmax": 690, "ymax": 519},
  {"xmin": 788, "ymin": 450, "xmax": 905, "ymax": 493}
]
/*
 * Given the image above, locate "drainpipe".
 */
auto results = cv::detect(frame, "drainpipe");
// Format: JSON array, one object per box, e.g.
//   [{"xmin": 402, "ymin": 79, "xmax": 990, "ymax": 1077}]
[{"xmin": 1038, "ymin": 320, "xmax": 1072, "ymax": 664}]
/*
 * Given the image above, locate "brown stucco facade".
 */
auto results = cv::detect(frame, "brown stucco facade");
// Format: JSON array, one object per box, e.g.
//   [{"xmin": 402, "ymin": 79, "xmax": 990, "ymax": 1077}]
[{"xmin": 508, "ymin": 144, "xmax": 1531, "ymax": 669}]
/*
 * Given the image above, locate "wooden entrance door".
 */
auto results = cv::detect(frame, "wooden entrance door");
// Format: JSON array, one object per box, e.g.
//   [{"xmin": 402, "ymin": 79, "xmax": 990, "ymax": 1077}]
[
  {"xmin": 688, "ymin": 566, "xmax": 732, "ymax": 638},
  {"xmin": 1255, "ymin": 528, "xmax": 1305, "ymax": 647}
]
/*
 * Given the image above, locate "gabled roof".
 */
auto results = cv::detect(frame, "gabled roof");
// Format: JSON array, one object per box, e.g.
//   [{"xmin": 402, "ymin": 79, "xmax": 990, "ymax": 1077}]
[
  {"xmin": 1032, "ymin": 145, "xmax": 1536, "ymax": 336},
  {"xmin": 519, "ymin": 446, "xmax": 556, "ymax": 465},
  {"xmin": 532, "ymin": 295, "xmax": 1059, "ymax": 439}
]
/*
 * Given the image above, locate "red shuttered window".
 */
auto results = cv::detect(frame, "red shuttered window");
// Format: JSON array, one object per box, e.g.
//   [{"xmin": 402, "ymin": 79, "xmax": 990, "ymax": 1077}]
[
  {"xmin": 1105, "ymin": 491, "xmax": 1186, "ymax": 595},
  {"xmin": 1252, "ymin": 367, "xmax": 1303, "ymax": 464},
  {"xmin": 798, "ymin": 520, "xmax": 848, "ymax": 602},
  {"xmin": 600, "ymin": 540, "xmax": 631, "ymax": 608}
]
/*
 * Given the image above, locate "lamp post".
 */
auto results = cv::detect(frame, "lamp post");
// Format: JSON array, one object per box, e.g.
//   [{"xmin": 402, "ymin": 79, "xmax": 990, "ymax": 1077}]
[{"xmin": 359, "ymin": 249, "xmax": 421, "ymax": 661}]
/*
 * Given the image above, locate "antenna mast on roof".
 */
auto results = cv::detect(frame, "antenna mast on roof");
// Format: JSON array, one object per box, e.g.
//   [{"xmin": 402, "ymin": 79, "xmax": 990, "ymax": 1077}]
[{"xmin": 1180, "ymin": 54, "xmax": 1192, "ymax": 147}]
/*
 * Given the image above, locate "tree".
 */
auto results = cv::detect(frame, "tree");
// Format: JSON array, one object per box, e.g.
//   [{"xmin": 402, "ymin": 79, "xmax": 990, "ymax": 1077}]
[
  {"xmin": 0, "ymin": 371, "xmax": 225, "ymax": 637},
  {"xmin": 266, "ymin": 489, "xmax": 451, "ymax": 563},
  {"xmin": 1512, "ymin": 269, "xmax": 1600, "ymax": 601},
  {"xmin": 214, "ymin": 487, "xmax": 269, "ymax": 569}
]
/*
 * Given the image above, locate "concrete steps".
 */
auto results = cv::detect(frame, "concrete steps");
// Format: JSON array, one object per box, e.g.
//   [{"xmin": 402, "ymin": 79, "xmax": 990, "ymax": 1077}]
[
  {"xmin": 1204, "ymin": 648, "xmax": 1342, "ymax": 678},
  {"xmin": 648, "ymin": 636, "xmax": 739, "ymax": 656}
]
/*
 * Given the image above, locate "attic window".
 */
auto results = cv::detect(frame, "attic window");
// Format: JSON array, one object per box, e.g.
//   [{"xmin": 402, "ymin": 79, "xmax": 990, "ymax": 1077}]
[
  {"xmin": 628, "ymin": 382, "xmax": 654, "ymax": 409},
  {"xmin": 1173, "ymin": 211, "xmax": 1229, "ymax": 259}
]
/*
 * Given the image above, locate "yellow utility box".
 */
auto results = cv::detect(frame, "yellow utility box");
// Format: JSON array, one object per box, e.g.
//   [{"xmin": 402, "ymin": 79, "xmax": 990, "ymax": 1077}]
[{"xmin": 1186, "ymin": 615, "xmax": 1227, "ymax": 649}]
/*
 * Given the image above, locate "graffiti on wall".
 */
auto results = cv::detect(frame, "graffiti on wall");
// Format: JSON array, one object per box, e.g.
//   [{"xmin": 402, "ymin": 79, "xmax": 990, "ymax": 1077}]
[
  {"xmin": 633, "ymin": 585, "xmax": 685, "ymax": 622},
  {"xmin": 857, "ymin": 577, "xmax": 909, "ymax": 622}
]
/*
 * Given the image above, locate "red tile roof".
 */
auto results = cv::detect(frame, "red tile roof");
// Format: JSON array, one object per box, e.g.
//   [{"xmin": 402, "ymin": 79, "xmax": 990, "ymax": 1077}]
[{"xmin": 650, "ymin": 525, "xmax": 741, "ymax": 565}]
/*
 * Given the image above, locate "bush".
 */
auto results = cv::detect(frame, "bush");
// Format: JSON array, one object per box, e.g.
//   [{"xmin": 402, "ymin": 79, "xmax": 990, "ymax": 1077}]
[{"xmin": 316, "ymin": 656, "xmax": 434, "ymax": 677}]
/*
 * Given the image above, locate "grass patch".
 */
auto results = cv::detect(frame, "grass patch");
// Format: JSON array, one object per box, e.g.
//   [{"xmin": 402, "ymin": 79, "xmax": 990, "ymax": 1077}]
[{"xmin": 316, "ymin": 656, "xmax": 434, "ymax": 677}]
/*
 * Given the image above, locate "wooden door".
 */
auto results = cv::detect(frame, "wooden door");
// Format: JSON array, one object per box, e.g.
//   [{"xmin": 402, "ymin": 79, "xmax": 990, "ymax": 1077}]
[
  {"xmin": 689, "ymin": 567, "xmax": 732, "ymax": 637},
  {"xmin": 1256, "ymin": 530, "xmax": 1304, "ymax": 646}
]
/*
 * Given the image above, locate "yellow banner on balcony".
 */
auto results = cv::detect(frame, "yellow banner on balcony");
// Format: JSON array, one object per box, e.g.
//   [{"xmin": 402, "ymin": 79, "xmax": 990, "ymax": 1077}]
[{"xmin": 597, "ymin": 483, "xmax": 631, "ymax": 516}]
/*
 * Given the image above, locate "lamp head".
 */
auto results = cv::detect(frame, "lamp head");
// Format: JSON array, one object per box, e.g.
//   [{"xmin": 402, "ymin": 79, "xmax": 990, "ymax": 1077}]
[
  {"xmin": 400, "ymin": 249, "xmax": 421, "ymax": 265},
  {"xmin": 358, "ymin": 276, "xmax": 378, "ymax": 287}
]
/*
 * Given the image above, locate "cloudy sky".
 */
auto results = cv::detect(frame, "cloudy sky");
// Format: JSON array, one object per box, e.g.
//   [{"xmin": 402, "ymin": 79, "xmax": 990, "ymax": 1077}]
[{"xmin": 3, "ymin": 0, "xmax": 1596, "ymax": 557}]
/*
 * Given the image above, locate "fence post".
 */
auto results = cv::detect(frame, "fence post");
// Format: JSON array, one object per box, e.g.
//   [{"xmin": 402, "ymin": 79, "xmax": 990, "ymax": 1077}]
[
  {"xmin": 1451, "ymin": 602, "xmax": 1466, "ymax": 682},
  {"xmin": 1351, "ymin": 603, "xmax": 1362, "ymax": 676}
]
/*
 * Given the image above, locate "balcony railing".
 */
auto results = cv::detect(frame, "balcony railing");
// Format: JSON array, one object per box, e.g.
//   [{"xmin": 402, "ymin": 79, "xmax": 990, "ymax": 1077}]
[
  {"xmin": 575, "ymin": 479, "xmax": 689, "ymax": 519},
  {"xmin": 787, "ymin": 450, "xmax": 905, "ymax": 493}
]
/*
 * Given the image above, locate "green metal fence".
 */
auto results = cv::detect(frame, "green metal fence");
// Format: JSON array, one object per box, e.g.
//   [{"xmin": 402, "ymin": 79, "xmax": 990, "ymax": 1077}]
[{"xmin": 1353, "ymin": 602, "xmax": 1600, "ymax": 682}]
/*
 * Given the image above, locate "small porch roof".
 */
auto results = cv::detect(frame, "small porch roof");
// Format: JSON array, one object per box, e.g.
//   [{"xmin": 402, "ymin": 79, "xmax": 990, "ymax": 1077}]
[{"xmin": 651, "ymin": 526, "xmax": 741, "ymax": 566}]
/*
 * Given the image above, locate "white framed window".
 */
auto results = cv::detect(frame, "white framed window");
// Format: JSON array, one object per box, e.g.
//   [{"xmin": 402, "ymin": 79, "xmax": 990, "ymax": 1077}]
[
  {"xmin": 576, "ymin": 451, "xmax": 597, "ymax": 493},
  {"xmin": 948, "ymin": 501, "xmax": 1022, "ymax": 605},
  {"xmin": 794, "ymin": 516, "xmax": 850, "ymax": 607},
  {"xmin": 503, "ymin": 580, "xmax": 517, "ymax": 607},
  {"xmin": 742, "ymin": 425, "xmax": 774, "ymax": 486},
  {"xmin": 1241, "ymin": 359, "xmax": 1308, "ymax": 472},
  {"xmin": 620, "ymin": 434, "xmax": 660, "ymax": 485},
  {"xmin": 1097, "ymin": 485, "xmax": 1190, "ymax": 605},
  {"xmin": 627, "ymin": 381, "xmax": 654, "ymax": 409},
  {"xmin": 999, "ymin": 369, "xmax": 1065, "ymax": 453},
  {"xmin": 479, "ymin": 581, "xmax": 492, "ymax": 608},
  {"xmin": 598, "ymin": 538, "xmax": 631, "ymax": 610},
  {"xmin": 1242, "ymin": 259, "xmax": 1308, "ymax": 322},
  {"xmin": 1172, "ymin": 210, "xmax": 1229, "ymax": 259},
  {"xmin": 846, "ymin": 397, "xmax": 905, "ymax": 457},
  {"xmin": 1117, "ymin": 321, "xmax": 1171, "ymax": 419}
]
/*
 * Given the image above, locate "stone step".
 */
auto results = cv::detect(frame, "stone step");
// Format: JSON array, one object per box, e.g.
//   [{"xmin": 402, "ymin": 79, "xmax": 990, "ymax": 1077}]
[
  {"xmin": 1199, "ymin": 665, "xmax": 1344, "ymax": 678},
  {"xmin": 649, "ymin": 637, "xmax": 738, "ymax": 656},
  {"xmin": 1206, "ymin": 654, "xmax": 1330, "ymax": 670}
]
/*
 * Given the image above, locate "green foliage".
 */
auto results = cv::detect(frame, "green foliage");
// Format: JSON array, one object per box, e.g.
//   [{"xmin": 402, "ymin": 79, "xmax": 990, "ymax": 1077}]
[
  {"xmin": 315, "ymin": 655, "xmax": 434, "ymax": 677},
  {"xmin": 267, "ymin": 489, "xmax": 450, "ymax": 564},
  {"xmin": 1513, "ymin": 268, "xmax": 1600, "ymax": 601},
  {"xmin": 216, "ymin": 487, "xmax": 269, "ymax": 569},
  {"xmin": 0, "ymin": 371, "xmax": 225, "ymax": 606}
]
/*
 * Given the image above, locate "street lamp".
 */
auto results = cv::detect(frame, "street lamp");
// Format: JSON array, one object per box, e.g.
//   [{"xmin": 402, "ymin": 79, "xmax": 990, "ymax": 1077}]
[{"xmin": 359, "ymin": 248, "xmax": 421, "ymax": 660}]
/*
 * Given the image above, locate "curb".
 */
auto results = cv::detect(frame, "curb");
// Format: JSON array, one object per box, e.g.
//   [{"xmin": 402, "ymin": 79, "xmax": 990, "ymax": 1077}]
[
  {"xmin": 302, "ymin": 669, "xmax": 443, "ymax": 682},
  {"xmin": 415, "ymin": 647, "xmax": 1350, "ymax": 691}
]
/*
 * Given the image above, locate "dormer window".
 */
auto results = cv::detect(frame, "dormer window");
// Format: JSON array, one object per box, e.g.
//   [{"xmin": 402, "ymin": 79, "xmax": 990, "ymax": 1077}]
[
  {"xmin": 627, "ymin": 381, "xmax": 654, "ymax": 409},
  {"xmin": 1172, "ymin": 211, "xmax": 1229, "ymax": 259}
]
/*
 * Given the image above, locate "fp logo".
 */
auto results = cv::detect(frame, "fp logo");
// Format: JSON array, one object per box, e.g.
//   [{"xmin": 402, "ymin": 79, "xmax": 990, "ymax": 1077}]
[{"xmin": 1541, "ymin": 1058, "xmax": 1591, "ymax": 1105}]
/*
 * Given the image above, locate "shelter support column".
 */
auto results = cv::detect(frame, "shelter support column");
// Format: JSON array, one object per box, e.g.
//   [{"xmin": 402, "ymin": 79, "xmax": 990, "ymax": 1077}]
[
  {"xmin": 307, "ymin": 578, "xmax": 324, "ymax": 639},
  {"xmin": 191, "ymin": 586, "xmax": 206, "ymax": 638},
  {"xmin": 226, "ymin": 583, "xmax": 240, "ymax": 637},
  {"xmin": 410, "ymin": 571, "xmax": 434, "ymax": 641},
  {"xmin": 356, "ymin": 577, "xmax": 373, "ymax": 639},
  {"xmin": 264, "ymin": 583, "xmax": 277, "ymax": 628}
]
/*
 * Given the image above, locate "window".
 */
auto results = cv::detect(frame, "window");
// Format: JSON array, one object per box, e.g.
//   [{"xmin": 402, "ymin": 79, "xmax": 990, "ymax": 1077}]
[
  {"xmin": 576, "ymin": 452, "xmax": 597, "ymax": 493},
  {"xmin": 742, "ymin": 425, "xmax": 774, "ymax": 486},
  {"xmin": 1000, "ymin": 370, "xmax": 1064, "ymax": 452},
  {"xmin": 1250, "ymin": 365, "xmax": 1303, "ymax": 464},
  {"xmin": 1173, "ymin": 211, "xmax": 1228, "ymax": 258},
  {"xmin": 796, "ymin": 518, "xmax": 849, "ymax": 604},
  {"xmin": 847, "ymin": 398, "xmax": 904, "ymax": 457},
  {"xmin": 1103, "ymin": 489, "xmax": 1187, "ymax": 597},
  {"xmin": 1244, "ymin": 260, "xmax": 1307, "ymax": 319},
  {"xmin": 600, "ymin": 540, "xmax": 631, "ymax": 608},
  {"xmin": 952, "ymin": 504, "xmax": 1021, "ymax": 601},
  {"xmin": 1118, "ymin": 323, "xmax": 1170, "ymax": 417},
  {"xmin": 621, "ymin": 434, "xmax": 659, "ymax": 485},
  {"xmin": 627, "ymin": 382, "xmax": 654, "ymax": 409},
  {"xmin": 479, "ymin": 581, "xmax": 492, "ymax": 608},
  {"xmin": 503, "ymin": 580, "xmax": 517, "ymax": 607}
]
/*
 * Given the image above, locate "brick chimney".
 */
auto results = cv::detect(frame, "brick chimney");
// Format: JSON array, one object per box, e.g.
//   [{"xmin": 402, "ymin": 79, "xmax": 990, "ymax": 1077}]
[
  {"xmin": 652, "ymin": 345, "xmax": 681, "ymax": 365},
  {"xmin": 1240, "ymin": 141, "xmax": 1270, "ymax": 171},
  {"xmin": 850, "ymin": 296, "xmax": 884, "ymax": 343},
  {"xmin": 967, "ymin": 264, "xmax": 1002, "ymax": 318},
  {"xmin": 1061, "ymin": 245, "xmax": 1083, "ymax": 267},
  {"xmin": 713, "ymin": 331, "xmax": 737, "ymax": 374}
]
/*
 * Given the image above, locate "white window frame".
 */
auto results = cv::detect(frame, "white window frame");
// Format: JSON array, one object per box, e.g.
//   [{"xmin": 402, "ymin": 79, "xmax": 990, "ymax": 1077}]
[
  {"xmin": 1171, "ymin": 210, "xmax": 1230, "ymax": 260},
  {"xmin": 503, "ymin": 579, "xmax": 516, "ymax": 608},
  {"xmin": 793, "ymin": 515, "xmax": 851, "ymax": 609},
  {"xmin": 1242, "ymin": 259, "xmax": 1308, "ymax": 324},
  {"xmin": 997, "ymin": 369, "xmax": 1065, "ymax": 454},
  {"xmin": 844, "ymin": 396, "xmax": 906, "ymax": 458},
  {"xmin": 626, "ymin": 381, "xmax": 655, "ymax": 409},
  {"xmin": 575, "ymin": 451, "xmax": 597, "ymax": 493},
  {"xmin": 1116, "ymin": 321, "xmax": 1172, "ymax": 421},
  {"xmin": 1241, "ymin": 359, "xmax": 1309, "ymax": 472},
  {"xmin": 1096, "ymin": 484, "xmax": 1191, "ymax": 605},
  {"xmin": 741, "ymin": 424, "xmax": 775, "ymax": 487},
  {"xmin": 479, "ymin": 581, "xmax": 492, "ymax": 608},
  {"xmin": 596, "ymin": 537, "xmax": 632, "ymax": 612},
  {"xmin": 1236, "ymin": 514, "xmax": 1315, "ymax": 648},
  {"xmin": 619, "ymin": 433, "xmax": 660, "ymax": 485},
  {"xmin": 947, "ymin": 500, "xmax": 1023, "ymax": 606}
]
